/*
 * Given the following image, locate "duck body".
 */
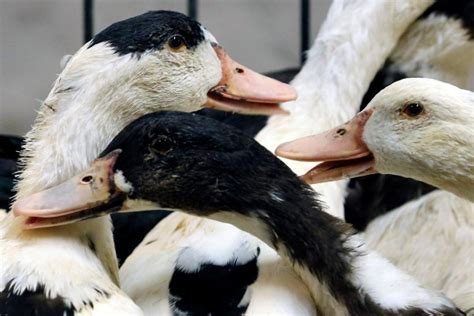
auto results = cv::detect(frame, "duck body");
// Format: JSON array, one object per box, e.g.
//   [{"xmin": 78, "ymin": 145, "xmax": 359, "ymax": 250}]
[{"xmin": 13, "ymin": 111, "xmax": 463, "ymax": 315}]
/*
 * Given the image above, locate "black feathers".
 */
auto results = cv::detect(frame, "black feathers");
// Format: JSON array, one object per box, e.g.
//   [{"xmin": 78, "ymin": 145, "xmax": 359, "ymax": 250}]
[
  {"xmin": 112, "ymin": 211, "xmax": 172, "ymax": 265},
  {"xmin": 0, "ymin": 282, "xmax": 75, "ymax": 316},
  {"xmin": 169, "ymin": 255, "xmax": 259, "ymax": 315},
  {"xmin": 0, "ymin": 135, "xmax": 22, "ymax": 210},
  {"xmin": 90, "ymin": 11, "xmax": 205, "ymax": 55},
  {"xmin": 421, "ymin": 0, "xmax": 474, "ymax": 39}
]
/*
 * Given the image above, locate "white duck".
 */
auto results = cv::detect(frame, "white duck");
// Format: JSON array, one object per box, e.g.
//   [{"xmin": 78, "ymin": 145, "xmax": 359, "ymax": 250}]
[
  {"xmin": 12, "ymin": 110, "xmax": 463, "ymax": 315},
  {"xmin": 0, "ymin": 10, "xmax": 295, "ymax": 315},
  {"xmin": 277, "ymin": 77, "xmax": 474, "ymax": 313},
  {"xmin": 117, "ymin": 1, "xmax": 437, "ymax": 314}
]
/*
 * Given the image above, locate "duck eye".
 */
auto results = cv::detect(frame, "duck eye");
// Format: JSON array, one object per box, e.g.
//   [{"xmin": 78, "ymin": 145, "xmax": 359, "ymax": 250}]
[
  {"xmin": 81, "ymin": 175, "xmax": 94, "ymax": 184},
  {"xmin": 150, "ymin": 136, "xmax": 174, "ymax": 156},
  {"xmin": 167, "ymin": 35, "xmax": 186, "ymax": 51},
  {"xmin": 402, "ymin": 102, "xmax": 424, "ymax": 118}
]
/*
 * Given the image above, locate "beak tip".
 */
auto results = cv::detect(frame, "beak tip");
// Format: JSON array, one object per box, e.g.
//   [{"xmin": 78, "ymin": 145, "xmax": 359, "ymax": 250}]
[
  {"xmin": 274, "ymin": 145, "xmax": 286, "ymax": 157},
  {"xmin": 275, "ymin": 143, "xmax": 298, "ymax": 159}
]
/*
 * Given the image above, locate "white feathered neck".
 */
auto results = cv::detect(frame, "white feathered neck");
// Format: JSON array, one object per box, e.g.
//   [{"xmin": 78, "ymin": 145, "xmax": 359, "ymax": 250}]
[{"xmin": 256, "ymin": 0, "xmax": 435, "ymax": 217}]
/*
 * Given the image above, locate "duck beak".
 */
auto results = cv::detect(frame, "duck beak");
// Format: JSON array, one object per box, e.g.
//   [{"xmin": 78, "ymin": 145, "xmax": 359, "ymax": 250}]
[
  {"xmin": 207, "ymin": 45, "xmax": 297, "ymax": 115},
  {"xmin": 12, "ymin": 150, "xmax": 127, "ymax": 229},
  {"xmin": 276, "ymin": 109, "xmax": 377, "ymax": 184}
]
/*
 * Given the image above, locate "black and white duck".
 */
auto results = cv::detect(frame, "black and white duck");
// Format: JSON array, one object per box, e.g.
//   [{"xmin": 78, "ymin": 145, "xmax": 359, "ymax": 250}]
[{"xmin": 13, "ymin": 111, "xmax": 463, "ymax": 315}]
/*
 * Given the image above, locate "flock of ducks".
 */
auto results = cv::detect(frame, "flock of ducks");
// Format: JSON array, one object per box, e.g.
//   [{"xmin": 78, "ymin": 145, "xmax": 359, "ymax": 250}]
[{"xmin": 1, "ymin": 0, "xmax": 473, "ymax": 315}]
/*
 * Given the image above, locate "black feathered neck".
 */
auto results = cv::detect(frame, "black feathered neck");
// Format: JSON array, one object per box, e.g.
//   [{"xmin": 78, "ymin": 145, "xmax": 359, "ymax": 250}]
[{"xmin": 102, "ymin": 112, "xmax": 459, "ymax": 315}]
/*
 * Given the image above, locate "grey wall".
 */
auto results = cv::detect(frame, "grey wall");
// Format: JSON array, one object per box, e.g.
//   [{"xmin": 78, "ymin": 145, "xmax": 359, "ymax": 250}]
[{"xmin": 0, "ymin": 0, "xmax": 331, "ymax": 136}]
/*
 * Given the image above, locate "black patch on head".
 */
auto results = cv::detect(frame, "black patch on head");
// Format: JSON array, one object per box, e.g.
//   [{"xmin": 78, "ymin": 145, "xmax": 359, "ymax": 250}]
[
  {"xmin": 420, "ymin": 0, "xmax": 474, "ymax": 39},
  {"xmin": 169, "ymin": 253, "xmax": 258, "ymax": 315},
  {"xmin": 0, "ymin": 281, "xmax": 75, "ymax": 316},
  {"xmin": 89, "ymin": 11, "xmax": 205, "ymax": 55}
]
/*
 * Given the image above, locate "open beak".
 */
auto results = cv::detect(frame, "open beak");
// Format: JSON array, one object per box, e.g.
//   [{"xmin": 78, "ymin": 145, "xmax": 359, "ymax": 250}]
[
  {"xmin": 12, "ymin": 150, "xmax": 127, "ymax": 229},
  {"xmin": 206, "ymin": 45, "xmax": 297, "ymax": 115},
  {"xmin": 276, "ymin": 109, "xmax": 377, "ymax": 184}
]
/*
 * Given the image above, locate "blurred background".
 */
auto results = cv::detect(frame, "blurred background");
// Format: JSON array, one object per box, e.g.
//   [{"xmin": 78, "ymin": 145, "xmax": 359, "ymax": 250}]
[{"xmin": 0, "ymin": 0, "xmax": 331, "ymax": 136}]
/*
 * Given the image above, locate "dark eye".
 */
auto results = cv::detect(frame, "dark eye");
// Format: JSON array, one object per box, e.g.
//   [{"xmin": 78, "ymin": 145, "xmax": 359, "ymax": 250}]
[
  {"xmin": 401, "ymin": 102, "xmax": 424, "ymax": 118},
  {"xmin": 81, "ymin": 175, "xmax": 94, "ymax": 184},
  {"xmin": 149, "ymin": 136, "xmax": 174, "ymax": 156},
  {"xmin": 167, "ymin": 35, "xmax": 186, "ymax": 51}
]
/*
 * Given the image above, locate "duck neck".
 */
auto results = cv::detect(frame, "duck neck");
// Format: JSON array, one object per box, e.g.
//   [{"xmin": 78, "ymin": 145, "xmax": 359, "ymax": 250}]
[
  {"xmin": 289, "ymin": 0, "xmax": 434, "ymax": 121},
  {"xmin": 256, "ymin": 0, "xmax": 434, "ymax": 218},
  {"xmin": 209, "ymin": 186, "xmax": 456, "ymax": 314},
  {"xmin": 9, "ymin": 49, "xmax": 151, "ymax": 284}
]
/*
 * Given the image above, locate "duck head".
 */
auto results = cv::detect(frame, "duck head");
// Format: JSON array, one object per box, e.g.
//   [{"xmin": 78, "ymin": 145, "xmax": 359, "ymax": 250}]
[
  {"xmin": 59, "ymin": 11, "xmax": 296, "ymax": 116},
  {"xmin": 13, "ymin": 111, "xmax": 302, "ymax": 228},
  {"xmin": 276, "ymin": 78, "xmax": 474, "ymax": 189}
]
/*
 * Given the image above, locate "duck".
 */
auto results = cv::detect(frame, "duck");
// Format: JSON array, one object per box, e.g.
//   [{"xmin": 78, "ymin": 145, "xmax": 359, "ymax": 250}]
[
  {"xmin": 117, "ymin": 1, "xmax": 436, "ymax": 314},
  {"xmin": 345, "ymin": 0, "xmax": 474, "ymax": 228},
  {"xmin": 0, "ymin": 10, "xmax": 296, "ymax": 315},
  {"xmin": 12, "ymin": 110, "xmax": 464, "ymax": 315},
  {"xmin": 276, "ymin": 77, "xmax": 474, "ymax": 312},
  {"xmin": 277, "ymin": 78, "xmax": 474, "ymax": 201}
]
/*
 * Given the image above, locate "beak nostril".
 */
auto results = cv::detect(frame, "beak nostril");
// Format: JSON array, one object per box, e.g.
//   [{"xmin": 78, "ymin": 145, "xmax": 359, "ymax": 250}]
[
  {"xmin": 235, "ymin": 68, "xmax": 244, "ymax": 74},
  {"xmin": 81, "ymin": 175, "xmax": 94, "ymax": 184},
  {"xmin": 336, "ymin": 128, "xmax": 346, "ymax": 136}
]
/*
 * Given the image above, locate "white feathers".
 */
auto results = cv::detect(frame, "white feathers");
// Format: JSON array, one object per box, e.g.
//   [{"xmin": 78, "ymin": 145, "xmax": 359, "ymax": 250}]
[
  {"xmin": 114, "ymin": 170, "xmax": 134, "ymax": 193},
  {"xmin": 345, "ymin": 234, "xmax": 455, "ymax": 312},
  {"xmin": 363, "ymin": 190, "xmax": 474, "ymax": 311},
  {"xmin": 174, "ymin": 225, "xmax": 259, "ymax": 274}
]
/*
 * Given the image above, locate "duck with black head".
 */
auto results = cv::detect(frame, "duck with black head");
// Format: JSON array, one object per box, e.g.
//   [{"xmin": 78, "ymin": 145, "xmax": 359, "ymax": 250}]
[{"xmin": 14, "ymin": 111, "xmax": 464, "ymax": 315}]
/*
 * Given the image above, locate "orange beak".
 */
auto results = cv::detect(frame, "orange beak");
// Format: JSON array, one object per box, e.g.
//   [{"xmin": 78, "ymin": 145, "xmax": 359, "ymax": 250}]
[
  {"xmin": 206, "ymin": 45, "xmax": 297, "ymax": 115},
  {"xmin": 276, "ymin": 109, "xmax": 377, "ymax": 184}
]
